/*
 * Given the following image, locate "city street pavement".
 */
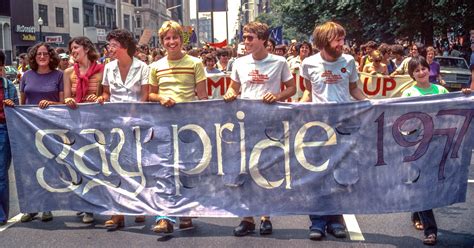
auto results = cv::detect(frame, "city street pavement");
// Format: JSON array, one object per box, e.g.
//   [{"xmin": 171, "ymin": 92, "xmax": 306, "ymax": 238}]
[{"xmin": 1, "ymin": 156, "xmax": 473, "ymax": 247}]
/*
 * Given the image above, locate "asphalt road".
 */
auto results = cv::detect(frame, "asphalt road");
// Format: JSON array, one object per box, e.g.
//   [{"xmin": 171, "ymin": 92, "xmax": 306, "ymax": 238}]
[{"xmin": 1, "ymin": 158, "xmax": 473, "ymax": 248}]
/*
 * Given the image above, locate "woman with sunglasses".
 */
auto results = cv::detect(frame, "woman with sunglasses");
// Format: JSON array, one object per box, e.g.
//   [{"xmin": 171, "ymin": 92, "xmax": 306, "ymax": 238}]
[
  {"xmin": 362, "ymin": 50, "xmax": 388, "ymax": 75},
  {"xmin": 19, "ymin": 42, "xmax": 64, "ymax": 223}
]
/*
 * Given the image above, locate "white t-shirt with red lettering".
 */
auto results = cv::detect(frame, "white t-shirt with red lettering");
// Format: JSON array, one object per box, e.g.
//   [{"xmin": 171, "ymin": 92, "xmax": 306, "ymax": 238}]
[
  {"xmin": 231, "ymin": 53, "xmax": 293, "ymax": 99},
  {"xmin": 300, "ymin": 53, "xmax": 358, "ymax": 103}
]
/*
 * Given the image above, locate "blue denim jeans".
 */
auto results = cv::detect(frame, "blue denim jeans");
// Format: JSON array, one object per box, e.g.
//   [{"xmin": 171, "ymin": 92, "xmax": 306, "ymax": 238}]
[
  {"xmin": 0, "ymin": 125, "xmax": 11, "ymax": 223},
  {"xmin": 309, "ymin": 215, "xmax": 345, "ymax": 233}
]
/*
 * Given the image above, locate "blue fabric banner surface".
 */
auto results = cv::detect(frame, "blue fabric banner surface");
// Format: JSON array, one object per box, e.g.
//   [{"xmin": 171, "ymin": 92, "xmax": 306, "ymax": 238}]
[{"xmin": 5, "ymin": 94, "xmax": 474, "ymax": 217}]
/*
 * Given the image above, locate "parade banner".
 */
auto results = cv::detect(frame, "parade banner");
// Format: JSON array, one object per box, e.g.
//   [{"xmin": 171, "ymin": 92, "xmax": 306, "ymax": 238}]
[
  {"xmin": 358, "ymin": 72, "xmax": 416, "ymax": 99},
  {"xmin": 206, "ymin": 73, "xmax": 415, "ymax": 101},
  {"xmin": 6, "ymin": 94, "xmax": 474, "ymax": 217}
]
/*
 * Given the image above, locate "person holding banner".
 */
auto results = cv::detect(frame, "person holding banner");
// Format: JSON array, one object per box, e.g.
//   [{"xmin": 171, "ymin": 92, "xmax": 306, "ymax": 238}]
[
  {"xmin": 63, "ymin": 36, "xmax": 104, "ymax": 223},
  {"xmin": 300, "ymin": 21, "xmax": 367, "ymax": 241},
  {"xmin": 19, "ymin": 42, "xmax": 65, "ymax": 223},
  {"xmin": 96, "ymin": 29, "xmax": 150, "ymax": 230},
  {"xmin": 0, "ymin": 51, "xmax": 19, "ymax": 226},
  {"xmin": 223, "ymin": 21, "xmax": 296, "ymax": 237},
  {"xmin": 64, "ymin": 37, "xmax": 104, "ymax": 109},
  {"xmin": 148, "ymin": 20, "xmax": 208, "ymax": 234},
  {"xmin": 400, "ymin": 56, "xmax": 449, "ymax": 246}
]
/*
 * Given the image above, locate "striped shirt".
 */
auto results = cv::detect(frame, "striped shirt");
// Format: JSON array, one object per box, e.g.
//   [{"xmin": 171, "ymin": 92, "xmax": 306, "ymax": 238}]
[{"xmin": 149, "ymin": 54, "xmax": 206, "ymax": 103}]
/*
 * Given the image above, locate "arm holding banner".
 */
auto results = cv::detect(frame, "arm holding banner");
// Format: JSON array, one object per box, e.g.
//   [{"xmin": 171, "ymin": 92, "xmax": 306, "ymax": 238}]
[
  {"xmin": 349, "ymin": 82, "xmax": 368, "ymax": 100},
  {"xmin": 96, "ymin": 86, "xmax": 110, "ymax": 104},
  {"xmin": 270, "ymin": 78, "xmax": 296, "ymax": 103},
  {"xmin": 148, "ymin": 85, "xmax": 176, "ymax": 107},
  {"xmin": 223, "ymin": 80, "xmax": 240, "ymax": 102},
  {"xmin": 63, "ymin": 68, "xmax": 77, "ymax": 109},
  {"xmin": 196, "ymin": 80, "xmax": 208, "ymax": 100},
  {"xmin": 300, "ymin": 79, "xmax": 312, "ymax": 102}
]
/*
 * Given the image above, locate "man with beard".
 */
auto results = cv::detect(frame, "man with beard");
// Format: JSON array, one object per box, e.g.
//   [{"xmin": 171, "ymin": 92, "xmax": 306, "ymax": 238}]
[{"xmin": 300, "ymin": 21, "xmax": 367, "ymax": 241}]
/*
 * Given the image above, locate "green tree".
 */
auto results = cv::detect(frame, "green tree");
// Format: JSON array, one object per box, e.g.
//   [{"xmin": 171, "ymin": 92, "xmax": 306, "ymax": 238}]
[{"xmin": 268, "ymin": 0, "xmax": 474, "ymax": 45}]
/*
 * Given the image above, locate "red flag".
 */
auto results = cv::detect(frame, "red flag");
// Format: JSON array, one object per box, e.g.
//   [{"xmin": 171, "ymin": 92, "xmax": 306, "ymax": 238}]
[{"xmin": 208, "ymin": 39, "xmax": 228, "ymax": 48}]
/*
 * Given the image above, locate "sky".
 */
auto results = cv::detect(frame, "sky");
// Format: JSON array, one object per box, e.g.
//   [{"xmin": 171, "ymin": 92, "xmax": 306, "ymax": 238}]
[{"xmin": 189, "ymin": 0, "xmax": 241, "ymax": 42}]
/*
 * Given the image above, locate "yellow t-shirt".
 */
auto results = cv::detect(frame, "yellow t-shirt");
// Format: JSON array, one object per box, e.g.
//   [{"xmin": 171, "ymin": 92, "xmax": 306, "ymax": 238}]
[{"xmin": 149, "ymin": 54, "xmax": 206, "ymax": 103}]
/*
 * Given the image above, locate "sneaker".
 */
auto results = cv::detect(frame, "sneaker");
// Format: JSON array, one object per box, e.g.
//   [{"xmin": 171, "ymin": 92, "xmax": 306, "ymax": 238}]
[
  {"xmin": 423, "ymin": 233, "xmax": 437, "ymax": 246},
  {"xmin": 328, "ymin": 227, "xmax": 347, "ymax": 238},
  {"xmin": 20, "ymin": 213, "xmax": 38, "ymax": 223},
  {"xmin": 153, "ymin": 219, "xmax": 174, "ymax": 233},
  {"xmin": 233, "ymin": 221, "xmax": 256, "ymax": 237},
  {"xmin": 259, "ymin": 219, "xmax": 272, "ymax": 235},
  {"xmin": 82, "ymin": 213, "xmax": 94, "ymax": 223},
  {"xmin": 309, "ymin": 229, "xmax": 324, "ymax": 241},
  {"xmin": 179, "ymin": 218, "xmax": 194, "ymax": 230},
  {"xmin": 41, "ymin": 211, "xmax": 53, "ymax": 222}
]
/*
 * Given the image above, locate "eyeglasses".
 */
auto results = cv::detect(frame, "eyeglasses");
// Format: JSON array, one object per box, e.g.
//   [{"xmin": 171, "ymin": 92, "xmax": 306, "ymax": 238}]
[
  {"xmin": 36, "ymin": 52, "xmax": 50, "ymax": 57},
  {"xmin": 373, "ymin": 59, "xmax": 382, "ymax": 62},
  {"xmin": 410, "ymin": 48, "xmax": 418, "ymax": 51},
  {"xmin": 242, "ymin": 35, "xmax": 255, "ymax": 42}
]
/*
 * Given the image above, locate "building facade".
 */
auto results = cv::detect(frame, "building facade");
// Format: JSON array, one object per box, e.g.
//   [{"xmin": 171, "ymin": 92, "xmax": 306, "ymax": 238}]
[
  {"xmin": 83, "ymin": 0, "xmax": 116, "ymax": 45},
  {"xmin": 10, "ymin": 0, "xmax": 36, "ymax": 60},
  {"xmin": 34, "ymin": 0, "xmax": 71, "ymax": 48},
  {"xmin": 0, "ymin": 0, "xmax": 13, "ymax": 64},
  {"xmin": 68, "ymin": 0, "xmax": 84, "ymax": 39},
  {"xmin": 133, "ymin": 0, "xmax": 169, "ymax": 47}
]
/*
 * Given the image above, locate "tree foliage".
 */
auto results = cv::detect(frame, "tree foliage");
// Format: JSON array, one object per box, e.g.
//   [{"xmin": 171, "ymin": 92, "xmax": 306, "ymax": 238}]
[{"xmin": 266, "ymin": 0, "xmax": 474, "ymax": 45}]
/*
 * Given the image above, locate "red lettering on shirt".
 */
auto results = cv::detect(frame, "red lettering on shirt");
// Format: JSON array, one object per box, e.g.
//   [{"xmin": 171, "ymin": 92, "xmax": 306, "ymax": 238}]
[
  {"xmin": 321, "ymin": 70, "xmax": 343, "ymax": 84},
  {"xmin": 248, "ymin": 70, "xmax": 269, "ymax": 84}
]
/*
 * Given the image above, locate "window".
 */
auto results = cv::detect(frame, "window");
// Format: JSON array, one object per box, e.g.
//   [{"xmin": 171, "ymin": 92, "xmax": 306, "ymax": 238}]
[
  {"xmin": 84, "ymin": 6, "xmax": 94, "ymax": 26},
  {"xmin": 136, "ymin": 15, "xmax": 142, "ymax": 28},
  {"xmin": 106, "ymin": 8, "xmax": 113, "ymax": 28},
  {"xmin": 56, "ymin": 7, "xmax": 64, "ymax": 27},
  {"xmin": 73, "ymin": 7, "xmax": 79, "ymax": 23},
  {"xmin": 95, "ymin": 5, "xmax": 105, "ymax": 26},
  {"xmin": 124, "ymin": 14, "xmax": 130, "ymax": 31},
  {"xmin": 38, "ymin": 4, "xmax": 48, "ymax": 26}
]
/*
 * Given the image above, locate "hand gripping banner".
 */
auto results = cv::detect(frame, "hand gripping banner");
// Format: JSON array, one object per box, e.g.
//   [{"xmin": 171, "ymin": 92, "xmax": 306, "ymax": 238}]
[{"xmin": 5, "ymin": 94, "xmax": 474, "ymax": 217}]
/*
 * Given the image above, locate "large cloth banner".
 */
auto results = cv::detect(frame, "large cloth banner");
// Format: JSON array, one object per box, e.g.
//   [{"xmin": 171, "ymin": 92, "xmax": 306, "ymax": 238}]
[
  {"xmin": 6, "ymin": 94, "xmax": 474, "ymax": 217},
  {"xmin": 206, "ymin": 73, "xmax": 416, "ymax": 101},
  {"xmin": 358, "ymin": 72, "xmax": 416, "ymax": 99}
]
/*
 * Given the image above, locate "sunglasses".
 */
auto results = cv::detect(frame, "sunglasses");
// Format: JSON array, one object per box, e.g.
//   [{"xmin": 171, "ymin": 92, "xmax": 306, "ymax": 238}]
[{"xmin": 242, "ymin": 35, "xmax": 256, "ymax": 42}]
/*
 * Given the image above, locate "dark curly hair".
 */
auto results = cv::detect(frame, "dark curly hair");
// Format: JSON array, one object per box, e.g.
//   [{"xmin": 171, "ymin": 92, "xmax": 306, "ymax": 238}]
[
  {"xmin": 27, "ymin": 42, "xmax": 60, "ymax": 71},
  {"xmin": 106, "ymin": 29, "xmax": 137, "ymax": 57},
  {"xmin": 408, "ymin": 56, "xmax": 430, "ymax": 80},
  {"xmin": 69, "ymin": 36, "xmax": 100, "ymax": 62}
]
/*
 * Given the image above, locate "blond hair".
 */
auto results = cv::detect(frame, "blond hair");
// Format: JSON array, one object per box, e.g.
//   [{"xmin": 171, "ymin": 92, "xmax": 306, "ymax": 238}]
[
  {"xmin": 312, "ymin": 21, "xmax": 346, "ymax": 50},
  {"xmin": 159, "ymin": 20, "xmax": 184, "ymax": 45},
  {"xmin": 370, "ymin": 50, "xmax": 382, "ymax": 61}
]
